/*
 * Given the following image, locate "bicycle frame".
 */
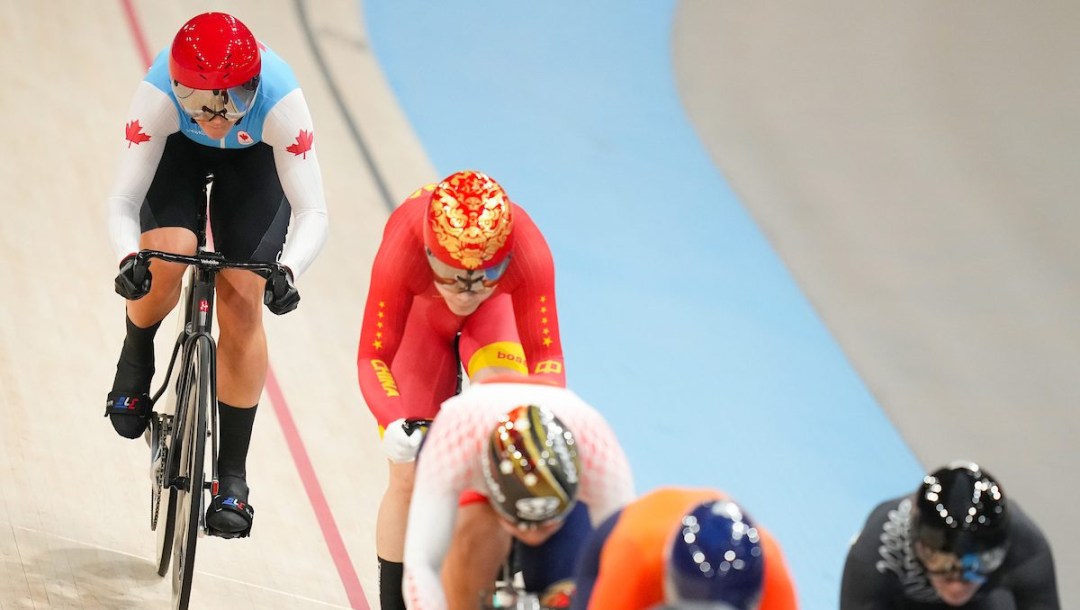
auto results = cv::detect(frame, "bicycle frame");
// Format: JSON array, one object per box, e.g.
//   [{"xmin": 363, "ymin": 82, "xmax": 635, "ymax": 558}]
[
  {"xmin": 168, "ymin": 254, "xmax": 222, "ymax": 496},
  {"xmin": 143, "ymin": 247, "xmax": 223, "ymax": 609}
]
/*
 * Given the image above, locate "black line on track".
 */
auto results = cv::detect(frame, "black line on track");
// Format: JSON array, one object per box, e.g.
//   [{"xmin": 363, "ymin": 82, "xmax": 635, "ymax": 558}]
[{"xmin": 294, "ymin": 0, "xmax": 396, "ymax": 212}]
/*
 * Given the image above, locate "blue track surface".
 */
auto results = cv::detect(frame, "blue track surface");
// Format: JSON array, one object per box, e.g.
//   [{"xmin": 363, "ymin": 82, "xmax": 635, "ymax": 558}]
[{"xmin": 363, "ymin": 2, "xmax": 923, "ymax": 606}]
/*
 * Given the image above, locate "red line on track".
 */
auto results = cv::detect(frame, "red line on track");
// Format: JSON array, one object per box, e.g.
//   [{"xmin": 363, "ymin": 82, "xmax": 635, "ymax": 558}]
[
  {"xmin": 265, "ymin": 369, "xmax": 371, "ymax": 610},
  {"xmin": 118, "ymin": 3, "xmax": 369, "ymax": 607},
  {"xmin": 119, "ymin": 0, "xmax": 152, "ymax": 68}
]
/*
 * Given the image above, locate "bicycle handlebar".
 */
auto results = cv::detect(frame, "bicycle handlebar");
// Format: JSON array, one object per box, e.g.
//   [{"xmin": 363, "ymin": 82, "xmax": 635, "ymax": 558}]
[
  {"xmin": 403, "ymin": 418, "xmax": 434, "ymax": 436},
  {"xmin": 136, "ymin": 249, "xmax": 285, "ymax": 279}
]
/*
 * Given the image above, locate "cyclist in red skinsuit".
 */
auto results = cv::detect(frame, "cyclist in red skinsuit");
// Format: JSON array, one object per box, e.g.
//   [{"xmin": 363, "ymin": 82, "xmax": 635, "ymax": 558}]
[{"xmin": 356, "ymin": 170, "xmax": 566, "ymax": 610}]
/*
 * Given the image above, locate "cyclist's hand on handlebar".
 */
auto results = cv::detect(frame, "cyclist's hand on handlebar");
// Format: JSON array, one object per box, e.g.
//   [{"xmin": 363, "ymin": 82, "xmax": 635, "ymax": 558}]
[
  {"xmin": 382, "ymin": 418, "xmax": 427, "ymax": 463},
  {"xmin": 114, "ymin": 253, "xmax": 152, "ymax": 300},
  {"xmin": 539, "ymin": 578, "xmax": 575, "ymax": 609},
  {"xmin": 264, "ymin": 265, "xmax": 300, "ymax": 315}
]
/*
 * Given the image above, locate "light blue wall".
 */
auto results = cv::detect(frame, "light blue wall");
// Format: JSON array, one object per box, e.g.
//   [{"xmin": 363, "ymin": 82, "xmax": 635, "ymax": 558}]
[{"xmin": 362, "ymin": 2, "xmax": 923, "ymax": 606}]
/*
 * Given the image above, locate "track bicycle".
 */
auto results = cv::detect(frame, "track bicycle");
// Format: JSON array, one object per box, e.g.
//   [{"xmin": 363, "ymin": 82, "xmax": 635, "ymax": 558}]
[{"xmin": 127, "ymin": 180, "xmax": 292, "ymax": 609}]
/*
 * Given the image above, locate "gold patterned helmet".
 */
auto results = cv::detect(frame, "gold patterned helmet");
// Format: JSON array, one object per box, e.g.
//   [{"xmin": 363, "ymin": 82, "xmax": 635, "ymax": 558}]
[
  {"xmin": 423, "ymin": 170, "xmax": 514, "ymax": 270},
  {"xmin": 481, "ymin": 405, "xmax": 581, "ymax": 527}
]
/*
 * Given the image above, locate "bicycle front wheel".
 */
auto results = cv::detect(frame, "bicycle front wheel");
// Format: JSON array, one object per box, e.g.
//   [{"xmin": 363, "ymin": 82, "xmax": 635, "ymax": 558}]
[{"xmin": 171, "ymin": 336, "xmax": 212, "ymax": 609}]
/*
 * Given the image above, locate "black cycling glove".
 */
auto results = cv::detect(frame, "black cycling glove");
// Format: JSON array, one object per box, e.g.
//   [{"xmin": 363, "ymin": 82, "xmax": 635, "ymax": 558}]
[
  {"xmin": 114, "ymin": 253, "xmax": 152, "ymax": 300},
  {"xmin": 264, "ymin": 265, "xmax": 300, "ymax": 315}
]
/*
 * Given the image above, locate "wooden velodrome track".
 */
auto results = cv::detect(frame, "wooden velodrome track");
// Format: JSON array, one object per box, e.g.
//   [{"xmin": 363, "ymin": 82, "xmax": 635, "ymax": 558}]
[{"xmin": 1, "ymin": 0, "xmax": 1075, "ymax": 608}]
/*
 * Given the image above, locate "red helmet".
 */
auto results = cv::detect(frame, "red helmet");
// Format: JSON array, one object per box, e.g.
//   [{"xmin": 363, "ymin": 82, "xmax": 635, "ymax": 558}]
[
  {"xmin": 424, "ymin": 170, "xmax": 514, "ymax": 270},
  {"xmin": 169, "ymin": 13, "xmax": 261, "ymax": 90}
]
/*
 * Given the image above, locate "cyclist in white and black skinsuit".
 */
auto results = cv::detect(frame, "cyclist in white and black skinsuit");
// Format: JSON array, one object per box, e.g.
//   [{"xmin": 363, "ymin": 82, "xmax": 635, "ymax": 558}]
[
  {"xmin": 841, "ymin": 462, "xmax": 1060, "ymax": 609},
  {"xmin": 103, "ymin": 12, "xmax": 328, "ymax": 538}
]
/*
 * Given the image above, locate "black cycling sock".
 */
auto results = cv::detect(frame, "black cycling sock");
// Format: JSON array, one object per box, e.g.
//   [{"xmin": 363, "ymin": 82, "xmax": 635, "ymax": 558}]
[
  {"xmin": 378, "ymin": 557, "xmax": 406, "ymax": 610},
  {"xmin": 108, "ymin": 315, "xmax": 161, "ymax": 438},
  {"xmin": 111, "ymin": 315, "xmax": 161, "ymax": 394},
  {"xmin": 217, "ymin": 402, "xmax": 258, "ymax": 480}
]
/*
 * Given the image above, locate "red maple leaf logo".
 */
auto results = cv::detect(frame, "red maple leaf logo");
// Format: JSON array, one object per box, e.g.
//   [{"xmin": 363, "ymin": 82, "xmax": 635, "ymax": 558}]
[
  {"xmin": 286, "ymin": 129, "xmax": 314, "ymax": 158},
  {"xmin": 125, "ymin": 120, "xmax": 151, "ymax": 148}
]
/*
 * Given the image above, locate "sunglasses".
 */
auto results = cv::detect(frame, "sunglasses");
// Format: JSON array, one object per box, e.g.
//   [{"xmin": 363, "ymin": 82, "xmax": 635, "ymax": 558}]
[
  {"xmin": 915, "ymin": 543, "xmax": 1007, "ymax": 584},
  {"xmin": 171, "ymin": 77, "xmax": 260, "ymax": 122},
  {"xmin": 426, "ymin": 249, "xmax": 511, "ymax": 294}
]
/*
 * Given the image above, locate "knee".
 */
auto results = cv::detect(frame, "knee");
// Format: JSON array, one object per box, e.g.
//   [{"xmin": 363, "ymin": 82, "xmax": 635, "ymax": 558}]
[
  {"xmin": 216, "ymin": 274, "xmax": 265, "ymax": 335},
  {"xmin": 141, "ymin": 227, "xmax": 197, "ymax": 256},
  {"xmin": 139, "ymin": 234, "xmax": 197, "ymax": 293},
  {"xmin": 144, "ymin": 263, "xmax": 187, "ymax": 295}
]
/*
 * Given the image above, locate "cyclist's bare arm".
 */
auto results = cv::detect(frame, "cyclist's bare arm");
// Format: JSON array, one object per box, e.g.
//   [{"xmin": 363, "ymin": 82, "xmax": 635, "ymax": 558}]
[{"xmin": 402, "ymin": 415, "xmax": 468, "ymax": 609}]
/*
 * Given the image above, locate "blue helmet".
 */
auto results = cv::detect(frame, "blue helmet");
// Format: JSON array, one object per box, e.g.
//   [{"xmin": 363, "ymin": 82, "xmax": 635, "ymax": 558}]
[{"xmin": 665, "ymin": 499, "xmax": 765, "ymax": 610}]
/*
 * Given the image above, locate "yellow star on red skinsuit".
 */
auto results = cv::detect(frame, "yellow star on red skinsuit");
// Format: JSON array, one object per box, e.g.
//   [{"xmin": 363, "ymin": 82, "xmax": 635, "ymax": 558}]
[
  {"xmin": 373, "ymin": 301, "xmax": 387, "ymax": 350},
  {"xmin": 538, "ymin": 295, "xmax": 553, "ymax": 346}
]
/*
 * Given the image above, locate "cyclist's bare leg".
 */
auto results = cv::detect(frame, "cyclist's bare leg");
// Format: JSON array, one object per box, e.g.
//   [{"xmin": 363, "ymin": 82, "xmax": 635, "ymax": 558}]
[
  {"xmin": 206, "ymin": 268, "xmax": 267, "ymax": 535},
  {"xmin": 442, "ymin": 502, "xmax": 513, "ymax": 610},
  {"xmin": 215, "ymin": 268, "xmax": 268, "ymax": 408},
  {"xmin": 109, "ymin": 228, "xmax": 195, "ymax": 438},
  {"xmin": 376, "ymin": 460, "xmax": 415, "ymax": 609},
  {"xmin": 378, "ymin": 460, "xmax": 416, "ymax": 561}
]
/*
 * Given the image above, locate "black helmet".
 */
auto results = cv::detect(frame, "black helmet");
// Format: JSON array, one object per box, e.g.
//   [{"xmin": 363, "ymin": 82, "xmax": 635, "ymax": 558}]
[{"xmin": 911, "ymin": 462, "xmax": 1010, "ymax": 583}]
